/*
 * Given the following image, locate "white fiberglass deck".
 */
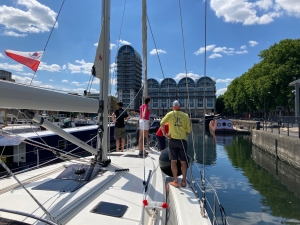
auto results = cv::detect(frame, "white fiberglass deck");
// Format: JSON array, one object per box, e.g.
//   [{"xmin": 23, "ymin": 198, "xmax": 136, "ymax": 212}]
[{"xmin": 0, "ymin": 149, "xmax": 211, "ymax": 225}]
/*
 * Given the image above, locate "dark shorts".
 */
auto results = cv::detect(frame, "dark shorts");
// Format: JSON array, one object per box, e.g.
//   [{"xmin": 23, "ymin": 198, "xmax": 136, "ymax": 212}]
[
  {"xmin": 168, "ymin": 138, "xmax": 188, "ymax": 161},
  {"xmin": 114, "ymin": 127, "xmax": 126, "ymax": 139},
  {"xmin": 156, "ymin": 135, "xmax": 166, "ymax": 151}
]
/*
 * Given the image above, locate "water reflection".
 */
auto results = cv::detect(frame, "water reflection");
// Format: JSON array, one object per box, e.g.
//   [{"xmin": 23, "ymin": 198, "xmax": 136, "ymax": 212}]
[
  {"xmin": 187, "ymin": 125, "xmax": 216, "ymax": 165},
  {"xmin": 187, "ymin": 126, "xmax": 300, "ymax": 224},
  {"xmin": 210, "ymin": 130, "xmax": 233, "ymax": 146}
]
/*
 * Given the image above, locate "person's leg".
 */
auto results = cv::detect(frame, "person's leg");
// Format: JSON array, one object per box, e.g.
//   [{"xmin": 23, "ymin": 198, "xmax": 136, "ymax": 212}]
[
  {"xmin": 121, "ymin": 138, "xmax": 125, "ymax": 151},
  {"xmin": 114, "ymin": 128, "xmax": 120, "ymax": 152},
  {"xmin": 138, "ymin": 129, "xmax": 144, "ymax": 151},
  {"xmin": 171, "ymin": 160, "xmax": 178, "ymax": 183},
  {"xmin": 116, "ymin": 139, "xmax": 120, "ymax": 152},
  {"xmin": 169, "ymin": 139, "xmax": 179, "ymax": 187},
  {"xmin": 180, "ymin": 160, "xmax": 187, "ymax": 184},
  {"xmin": 145, "ymin": 130, "xmax": 150, "ymax": 148},
  {"xmin": 120, "ymin": 128, "xmax": 126, "ymax": 151},
  {"xmin": 178, "ymin": 140, "xmax": 188, "ymax": 187}
]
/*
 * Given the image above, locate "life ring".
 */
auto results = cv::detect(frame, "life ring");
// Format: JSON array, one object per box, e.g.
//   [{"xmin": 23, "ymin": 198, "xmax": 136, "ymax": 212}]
[{"xmin": 217, "ymin": 123, "xmax": 221, "ymax": 127}]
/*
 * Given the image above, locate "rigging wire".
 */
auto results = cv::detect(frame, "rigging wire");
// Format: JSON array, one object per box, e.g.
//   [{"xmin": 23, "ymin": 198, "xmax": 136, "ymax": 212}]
[
  {"xmin": 176, "ymin": 0, "xmax": 198, "ymax": 180},
  {"xmin": 30, "ymin": 0, "xmax": 66, "ymax": 85}
]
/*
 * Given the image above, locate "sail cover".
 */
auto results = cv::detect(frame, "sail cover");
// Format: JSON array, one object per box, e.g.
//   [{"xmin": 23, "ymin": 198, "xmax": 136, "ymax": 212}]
[
  {"xmin": 93, "ymin": 19, "xmax": 105, "ymax": 80},
  {"xmin": 5, "ymin": 50, "xmax": 44, "ymax": 72}
]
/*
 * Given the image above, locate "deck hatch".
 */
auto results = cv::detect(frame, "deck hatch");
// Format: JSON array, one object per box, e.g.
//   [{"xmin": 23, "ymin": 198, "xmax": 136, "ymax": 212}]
[{"xmin": 91, "ymin": 201, "xmax": 128, "ymax": 217}]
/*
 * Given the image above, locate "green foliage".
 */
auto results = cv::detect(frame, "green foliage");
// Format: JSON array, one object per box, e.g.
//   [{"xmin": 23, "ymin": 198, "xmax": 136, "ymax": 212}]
[
  {"xmin": 215, "ymin": 95, "xmax": 225, "ymax": 114},
  {"xmin": 223, "ymin": 39, "xmax": 300, "ymax": 116}
]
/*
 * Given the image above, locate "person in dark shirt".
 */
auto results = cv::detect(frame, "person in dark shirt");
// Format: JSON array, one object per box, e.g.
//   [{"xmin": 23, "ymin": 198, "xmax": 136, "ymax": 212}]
[{"xmin": 112, "ymin": 102, "xmax": 129, "ymax": 152}]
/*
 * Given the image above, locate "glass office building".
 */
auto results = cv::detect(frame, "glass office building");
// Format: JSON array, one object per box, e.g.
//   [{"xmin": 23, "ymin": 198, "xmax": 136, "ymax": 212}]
[{"xmin": 116, "ymin": 45, "xmax": 142, "ymax": 111}]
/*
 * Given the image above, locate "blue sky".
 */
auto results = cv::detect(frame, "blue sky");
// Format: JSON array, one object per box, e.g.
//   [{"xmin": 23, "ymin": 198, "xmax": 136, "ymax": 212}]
[{"xmin": 0, "ymin": 0, "xmax": 299, "ymax": 97}]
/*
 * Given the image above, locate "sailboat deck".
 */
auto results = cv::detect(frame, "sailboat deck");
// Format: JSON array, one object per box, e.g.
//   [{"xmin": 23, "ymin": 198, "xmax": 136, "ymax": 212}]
[{"xmin": 0, "ymin": 150, "xmax": 210, "ymax": 225}]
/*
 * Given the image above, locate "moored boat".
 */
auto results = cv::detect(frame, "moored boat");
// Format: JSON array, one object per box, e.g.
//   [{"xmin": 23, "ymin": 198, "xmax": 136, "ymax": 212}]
[{"xmin": 209, "ymin": 118, "xmax": 235, "ymax": 134}]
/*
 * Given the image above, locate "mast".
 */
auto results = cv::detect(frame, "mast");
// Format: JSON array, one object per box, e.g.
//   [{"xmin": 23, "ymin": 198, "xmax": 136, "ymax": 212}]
[
  {"xmin": 142, "ymin": 0, "xmax": 147, "ymax": 97},
  {"xmin": 94, "ymin": 0, "xmax": 111, "ymax": 162}
]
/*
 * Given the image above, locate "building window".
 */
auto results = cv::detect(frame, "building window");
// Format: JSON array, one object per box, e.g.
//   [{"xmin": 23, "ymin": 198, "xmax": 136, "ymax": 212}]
[
  {"xmin": 179, "ymin": 99, "xmax": 185, "ymax": 107},
  {"xmin": 189, "ymin": 99, "xmax": 194, "ymax": 108},
  {"xmin": 207, "ymin": 98, "xmax": 213, "ymax": 107},
  {"xmin": 198, "ymin": 98, "xmax": 203, "ymax": 107}
]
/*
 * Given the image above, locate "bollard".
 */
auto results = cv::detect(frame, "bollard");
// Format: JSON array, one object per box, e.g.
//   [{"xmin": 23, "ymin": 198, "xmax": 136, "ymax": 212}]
[
  {"xmin": 278, "ymin": 121, "xmax": 280, "ymax": 134},
  {"xmin": 275, "ymin": 139, "xmax": 278, "ymax": 159},
  {"xmin": 287, "ymin": 122, "xmax": 289, "ymax": 136},
  {"xmin": 271, "ymin": 121, "xmax": 273, "ymax": 133},
  {"xmin": 299, "ymin": 122, "xmax": 300, "ymax": 139}
]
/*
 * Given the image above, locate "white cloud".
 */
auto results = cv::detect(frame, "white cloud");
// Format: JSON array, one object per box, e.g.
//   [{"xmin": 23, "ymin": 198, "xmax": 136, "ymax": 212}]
[
  {"xmin": 213, "ymin": 47, "xmax": 235, "ymax": 55},
  {"xmin": 174, "ymin": 72, "xmax": 200, "ymax": 80},
  {"xmin": 209, "ymin": 53, "xmax": 222, "ymax": 59},
  {"xmin": 72, "ymin": 88, "xmax": 98, "ymax": 93},
  {"xmin": 275, "ymin": 0, "xmax": 300, "ymax": 17},
  {"xmin": 12, "ymin": 74, "xmax": 42, "ymax": 85},
  {"xmin": 0, "ymin": 63, "xmax": 23, "ymax": 71},
  {"xmin": 213, "ymin": 47, "xmax": 227, "ymax": 53},
  {"xmin": 18, "ymin": 72, "xmax": 33, "ymax": 76},
  {"xmin": 71, "ymin": 81, "xmax": 85, "ymax": 86},
  {"xmin": 216, "ymin": 78, "xmax": 233, "ymax": 83},
  {"xmin": 49, "ymin": 79, "xmax": 53, "ymax": 81},
  {"xmin": 194, "ymin": 45, "xmax": 216, "ymax": 55},
  {"xmin": 4, "ymin": 31, "xmax": 27, "ymax": 37},
  {"xmin": 240, "ymin": 45, "xmax": 247, "ymax": 49},
  {"xmin": 249, "ymin": 40, "xmax": 258, "ymax": 46},
  {"xmin": 68, "ymin": 60, "xmax": 93, "ymax": 74},
  {"xmin": 216, "ymin": 88, "xmax": 227, "ymax": 96},
  {"xmin": 110, "ymin": 62, "xmax": 117, "ymax": 73},
  {"xmin": 0, "ymin": 0, "xmax": 57, "ymax": 35},
  {"xmin": 210, "ymin": 0, "xmax": 282, "ymax": 25},
  {"xmin": 62, "ymin": 64, "xmax": 66, "ymax": 70},
  {"xmin": 110, "ymin": 43, "xmax": 116, "ymax": 50},
  {"xmin": 94, "ymin": 43, "xmax": 117, "ymax": 50},
  {"xmin": 62, "ymin": 88, "xmax": 71, "ymax": 92},
  {"xmin": 0, "ymin": 53, "xmax": 4, "ymax": 58},
  {"xmin": 150, "ymin": 49, "xmax": 167, "ymax": 55},
  {"xmin": 118, "ymin": 39, "xmax": 131, "ymax": 45},
  {"xmin": 62, "ymin": 80, "xmax": 68, "ymax": 83},
  {"xmin": 38, "ymin": 62, "xmax": 61, "ymax": 72},
  {"xmin": 40, "ymin": 84, "xmax": 54, "ymax": 89},
  {"xmin": 110, "ymin": 78, "xmax": 117, "ymax": 85},
  {"xmin": 236, "ymin": 50, "xmax": 248, "ymax": 54}
]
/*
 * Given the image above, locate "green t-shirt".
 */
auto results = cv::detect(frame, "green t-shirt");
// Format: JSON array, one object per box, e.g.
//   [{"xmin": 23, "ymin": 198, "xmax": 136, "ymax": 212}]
[{"xmin": 160, "ymin": 110, "xmax": 191, "ymax": 140}]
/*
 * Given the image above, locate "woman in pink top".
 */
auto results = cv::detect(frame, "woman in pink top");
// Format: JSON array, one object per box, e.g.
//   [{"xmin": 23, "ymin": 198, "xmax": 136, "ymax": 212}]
[{"xmin": 138, "ymin": 97, "xmax": 151, "ymax": 154}]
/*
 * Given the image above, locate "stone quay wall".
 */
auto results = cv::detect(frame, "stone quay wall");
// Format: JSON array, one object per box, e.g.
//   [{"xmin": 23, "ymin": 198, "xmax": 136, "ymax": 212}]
[{"xmin": 252, "ymin": 130, "xmax": 300, "ymax": 170}]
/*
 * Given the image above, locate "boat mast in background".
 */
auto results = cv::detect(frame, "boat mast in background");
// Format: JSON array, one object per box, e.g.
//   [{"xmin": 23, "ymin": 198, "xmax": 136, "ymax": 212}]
[{"xmin": 142, "ymin": 0, "xmax": 147, "ymax": 98}]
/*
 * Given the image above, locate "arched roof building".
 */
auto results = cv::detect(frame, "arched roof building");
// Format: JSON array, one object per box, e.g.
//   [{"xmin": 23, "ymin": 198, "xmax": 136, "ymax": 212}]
[{"xmin": 147, "ymin": 77, "xmax": 216, "ymax": 117}]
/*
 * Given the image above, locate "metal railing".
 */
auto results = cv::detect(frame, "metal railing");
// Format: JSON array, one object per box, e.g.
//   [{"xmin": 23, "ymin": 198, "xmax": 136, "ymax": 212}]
[{"xmin": 261, "ymin": 118, "xmax": 300, "ymax": 139}]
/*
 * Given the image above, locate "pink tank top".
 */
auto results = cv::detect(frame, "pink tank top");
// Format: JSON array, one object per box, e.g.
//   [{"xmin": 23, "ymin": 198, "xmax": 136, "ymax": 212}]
[{"xmin": 140, "ymin": 104, "xmax": 150, "ymax": 120}]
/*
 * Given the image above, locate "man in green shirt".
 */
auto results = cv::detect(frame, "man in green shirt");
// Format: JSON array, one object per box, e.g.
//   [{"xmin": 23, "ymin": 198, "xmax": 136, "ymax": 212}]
[{"xmin": 160, "ymin": 100, "xmax": 191, "ymax": 188}]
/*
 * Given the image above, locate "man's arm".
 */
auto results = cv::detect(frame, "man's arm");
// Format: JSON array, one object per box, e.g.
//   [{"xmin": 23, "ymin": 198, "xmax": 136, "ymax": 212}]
[{"xmin": 112, "ymin": 112, "xmax": 116, "ymax": 124}]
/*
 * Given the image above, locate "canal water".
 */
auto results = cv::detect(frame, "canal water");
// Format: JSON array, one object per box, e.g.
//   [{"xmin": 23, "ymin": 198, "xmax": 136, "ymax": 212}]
[{"xmin": 187, "ymin": 124, "xmax": 300, "ymax": 225}]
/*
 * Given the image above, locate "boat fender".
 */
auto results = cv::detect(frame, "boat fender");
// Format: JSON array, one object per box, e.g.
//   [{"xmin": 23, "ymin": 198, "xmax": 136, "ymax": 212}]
[{"xmin": 159, "ymin": 148, "xmax": 182, "ymax": 177}]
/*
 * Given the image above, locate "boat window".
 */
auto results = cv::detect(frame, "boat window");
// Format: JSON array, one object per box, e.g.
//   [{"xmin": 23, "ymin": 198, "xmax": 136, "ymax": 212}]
[{"xmin": 58, "ymin": 140, "xmax": 67, "ymax": 150}]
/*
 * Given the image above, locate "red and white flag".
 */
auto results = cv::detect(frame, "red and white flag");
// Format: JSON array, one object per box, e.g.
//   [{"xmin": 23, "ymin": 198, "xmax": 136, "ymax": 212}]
[{"xmin": 5, "ymin": 50, "xmax": 44, "ymax": 72}]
